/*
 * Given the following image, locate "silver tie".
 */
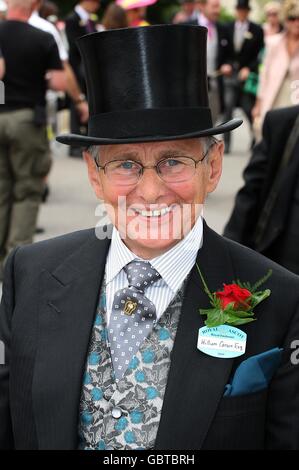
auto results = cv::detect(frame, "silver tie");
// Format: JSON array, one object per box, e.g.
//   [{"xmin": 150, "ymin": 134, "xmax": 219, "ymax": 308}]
[{"xmin": 108, "ymin": 260, "xmax": 161, "ymax": 381}]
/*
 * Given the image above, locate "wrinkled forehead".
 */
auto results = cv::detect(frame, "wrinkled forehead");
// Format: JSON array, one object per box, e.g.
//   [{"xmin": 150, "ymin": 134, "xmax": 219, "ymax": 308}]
[{"xmin": 98, "ymin": 138, "xmax": 204, "ymax": 162}]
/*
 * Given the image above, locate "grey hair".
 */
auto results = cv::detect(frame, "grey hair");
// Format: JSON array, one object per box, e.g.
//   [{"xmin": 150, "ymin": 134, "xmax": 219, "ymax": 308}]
[
  {"xmin": 201, "ymin": 136, "xmax": 220, "ymax": 161},
  {"xmin": 88, "ymin": 144, "xmax": 101, "ymax": 163},
  {"xmin": 87, "ymin": 136, "xmax": 220, "ymax": 166}
]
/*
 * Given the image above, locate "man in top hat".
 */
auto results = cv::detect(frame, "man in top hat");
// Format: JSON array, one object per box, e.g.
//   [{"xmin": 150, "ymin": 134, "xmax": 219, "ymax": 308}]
[
  {"xmin": 223, "ymin": 0, "xmax": 264, "ymax": 153},
  {"xmin": 187, "ymin": 0, "xmax": 234, "ymax": 124},
  {"xmin": 0, "ymin": 25, "xmax": 298, "ymax": 450}
]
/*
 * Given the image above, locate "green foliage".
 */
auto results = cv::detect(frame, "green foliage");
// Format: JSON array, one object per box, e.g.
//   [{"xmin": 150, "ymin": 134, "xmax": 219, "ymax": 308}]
[
  {"xmin": 200, "ymin": 303, "xmax": 257, "ymax": 328},
  {"xmin": 219, "ymin": 6, "xmax": 234, "ymax": 23}
]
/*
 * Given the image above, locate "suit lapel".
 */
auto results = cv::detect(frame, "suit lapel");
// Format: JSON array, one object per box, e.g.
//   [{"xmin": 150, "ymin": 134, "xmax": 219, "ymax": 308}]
[
  {"xmin": 155, "ymin": 225, "xmax": 236, "ymax": 450},
  {"xmin": 32, "ymin": 223, "xmax": 237, "ymax": 449},
  {"xmin": 32, "ymin": 229, "xmax": 112, "ymax": 449}
]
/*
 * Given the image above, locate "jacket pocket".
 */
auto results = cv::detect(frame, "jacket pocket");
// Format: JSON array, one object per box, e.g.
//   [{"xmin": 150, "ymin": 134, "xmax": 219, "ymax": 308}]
[
  {"xmin": 202, "ymin": 390, "xmax": 268, "ymax": 449},
  {"xmin": 216, "ymin": 388, "xmax": 268, "ymax": 417}
]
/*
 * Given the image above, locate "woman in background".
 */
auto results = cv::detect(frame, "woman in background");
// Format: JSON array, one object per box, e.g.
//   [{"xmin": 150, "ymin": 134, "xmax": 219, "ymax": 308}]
[
  {"xmin": 263, "ymin": 1, "xmax": 283, "ymax": 39},
  {"xmin": 116, "ymin": 0, "xmax": 157, "ymax": 27},
  {"xmin": 253, "ymin": 0, "xmax": 299, "ymax": 130}
]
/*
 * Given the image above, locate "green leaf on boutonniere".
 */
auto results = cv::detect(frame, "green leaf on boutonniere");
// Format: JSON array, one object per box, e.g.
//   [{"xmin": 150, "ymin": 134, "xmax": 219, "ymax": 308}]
[
  {"xmin": 249, "ymin": 289, "xmax": 271, "ymax": 308},
  {"xmin": 222, "ymin": 314, "xmax": 256, "ymax": 326},
  {"xmin": 200, "ymin": 308, "xmax": 226, "ymax": 327},
  {"xmin": 234, "ymin": 270, "xmax": 272, "ymax": 293}
]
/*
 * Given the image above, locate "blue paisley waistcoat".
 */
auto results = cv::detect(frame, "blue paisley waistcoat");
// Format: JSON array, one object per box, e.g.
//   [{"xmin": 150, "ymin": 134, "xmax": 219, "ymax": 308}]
[{"xmin": 78, "ymin": 276, "xmax": 187, "ymax": 450}]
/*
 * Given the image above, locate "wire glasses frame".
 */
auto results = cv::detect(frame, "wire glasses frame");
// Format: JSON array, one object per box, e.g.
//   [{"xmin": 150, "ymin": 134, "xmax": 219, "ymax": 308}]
[{"xmin": 94, "ymin": 140, "xmax": 218, "ymax": 186}]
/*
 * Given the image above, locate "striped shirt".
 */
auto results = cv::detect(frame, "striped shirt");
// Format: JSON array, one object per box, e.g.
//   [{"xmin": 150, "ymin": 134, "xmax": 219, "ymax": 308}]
[{"xmin": 105, "ymin": 216, "xmax": 203, "ymax": 325}]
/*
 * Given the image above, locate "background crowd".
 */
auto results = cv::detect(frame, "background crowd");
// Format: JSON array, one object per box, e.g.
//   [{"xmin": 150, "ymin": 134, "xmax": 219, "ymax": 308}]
[{"xmin": 0, "ymin": 0, "xmax": 299, "ymax": 282}]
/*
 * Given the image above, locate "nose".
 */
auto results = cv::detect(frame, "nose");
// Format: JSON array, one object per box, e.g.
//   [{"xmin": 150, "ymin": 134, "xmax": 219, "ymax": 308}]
[{"xmin": 134, "ymin": 167, "xmax": 165, "ymax": 202}]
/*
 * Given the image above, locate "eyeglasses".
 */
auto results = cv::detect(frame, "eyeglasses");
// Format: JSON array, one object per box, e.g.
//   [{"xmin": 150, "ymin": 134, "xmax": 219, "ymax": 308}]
[
  {"xmin": 94, "ymin": 142, "xmax": 216, "ymax": 186},
  {"xmin": 287, "ymin": 15, "xmax": 299, "ymax": 21}
]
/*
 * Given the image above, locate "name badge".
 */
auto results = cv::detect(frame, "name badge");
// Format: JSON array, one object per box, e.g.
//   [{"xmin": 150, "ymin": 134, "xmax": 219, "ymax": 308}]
[{"xmin": 197, "ymin": 325, "xmax": 247, "ymax": 359}]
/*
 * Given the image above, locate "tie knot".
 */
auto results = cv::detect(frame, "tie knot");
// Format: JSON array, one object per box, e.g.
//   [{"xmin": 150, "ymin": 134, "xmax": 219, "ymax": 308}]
[{"xmin": 124, "ymin": 260, "xmax": 161, "ymax": 292}]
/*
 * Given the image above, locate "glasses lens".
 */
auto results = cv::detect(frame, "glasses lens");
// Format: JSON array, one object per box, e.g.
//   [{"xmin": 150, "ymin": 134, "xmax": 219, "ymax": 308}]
[
  {"xmin": 105, "ymin": 160, "xmax": 141, "ymax": 185},
  {"xmin": 288, "ymin": 16, "xmax": 299, "ymax": 21},
  {"xmin": 158, "ymin": 157, "xmax": 195, "ymax": 183}
]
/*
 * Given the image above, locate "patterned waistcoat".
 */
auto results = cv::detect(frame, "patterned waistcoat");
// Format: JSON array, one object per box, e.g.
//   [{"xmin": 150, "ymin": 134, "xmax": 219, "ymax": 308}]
[{"xmin": 78, "ymin": 276, "xmax": 187, "ymax": 450}]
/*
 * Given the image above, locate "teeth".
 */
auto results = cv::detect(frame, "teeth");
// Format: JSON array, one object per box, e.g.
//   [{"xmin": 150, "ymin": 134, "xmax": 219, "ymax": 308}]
[{"xmin": 134, "ymin": 206, "xmax": 172, "ymax": 217}]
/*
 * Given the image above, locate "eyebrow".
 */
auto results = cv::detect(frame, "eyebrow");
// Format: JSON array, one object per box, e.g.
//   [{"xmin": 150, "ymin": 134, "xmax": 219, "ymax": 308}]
[
  {"xmin": 108, "ymin": 149, "xmax": 194, "ymax": 161},
  {"xmin": 107, "ymin": 152, "xmax": 139, "ymax": 160}
]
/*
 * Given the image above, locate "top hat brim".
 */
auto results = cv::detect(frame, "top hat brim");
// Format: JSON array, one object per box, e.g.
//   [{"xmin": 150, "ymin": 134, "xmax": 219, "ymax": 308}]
[{"xmin": 56, "ymin": 118, "xmax": 242, "ymax": 147}]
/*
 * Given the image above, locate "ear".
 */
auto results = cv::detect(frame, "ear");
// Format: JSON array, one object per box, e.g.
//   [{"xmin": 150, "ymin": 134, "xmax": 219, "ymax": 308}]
[
  {"xmin": 206, "ymin": 140, "xmax": 224, "ymax": 194},
  {"xmin": 83, "ymin": 150, "xmax": 104, "ymax": 199}
]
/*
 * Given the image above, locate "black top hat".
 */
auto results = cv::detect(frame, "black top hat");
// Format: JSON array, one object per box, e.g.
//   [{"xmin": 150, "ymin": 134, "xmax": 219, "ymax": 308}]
[
  {"xmin": 57, "ymin": 25, "xmax": 242, "ymax": 146},
  {"xmin": 236, "ymin": 0, "xmax": 251, "ymax": 10}
]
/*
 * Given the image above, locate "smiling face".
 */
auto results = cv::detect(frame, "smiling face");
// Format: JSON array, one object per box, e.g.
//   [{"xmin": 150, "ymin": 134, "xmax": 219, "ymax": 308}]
[{"xmin": 84, "ymin": 138, "xmax": 223, "ymax": 259}]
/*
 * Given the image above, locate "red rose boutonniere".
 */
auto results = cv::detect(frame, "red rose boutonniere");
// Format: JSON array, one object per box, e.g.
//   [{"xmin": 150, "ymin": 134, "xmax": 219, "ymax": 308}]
[{"xmin": 196, "ymin": 264, "xmax": 272, "ymax": 327}]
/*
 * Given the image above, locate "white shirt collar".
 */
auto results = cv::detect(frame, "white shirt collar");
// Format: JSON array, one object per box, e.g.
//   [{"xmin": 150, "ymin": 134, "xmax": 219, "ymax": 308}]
[
  {"xmin": 30, "ymin": 10, "xmax": 39, "ymax": 20},
  {"xmin": 106, "ymin": 215, "xmax": 203, "ymax": 293},
  {"xmin": 235, "ymin": 20, "xmax": 249, "ymax": 30},
  {"xmin": 75, "ymin": 5, "xmax": 90, "ymax": 22}
]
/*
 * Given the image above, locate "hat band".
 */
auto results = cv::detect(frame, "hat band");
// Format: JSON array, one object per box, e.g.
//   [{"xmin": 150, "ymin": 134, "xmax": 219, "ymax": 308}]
[{"xmin": 88, "ymin": 107, "xmax": 213, "ymax": 139}]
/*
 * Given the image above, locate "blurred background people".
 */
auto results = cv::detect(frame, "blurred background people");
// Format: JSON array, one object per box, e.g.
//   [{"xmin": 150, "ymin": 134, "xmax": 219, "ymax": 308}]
[
  {"xmin": 39, "ymin": 0, "xmax": 58, "ymax": 21},
  {"xmin": 224, "ymin": 105, "xmax": 299, "ymax": 274},
  {"xmin": 30, "ymin": 1, "xmax": 68, "ymax": 63},
  {"xmin": 0, "ymin": 36, "xmax": 5, "ymax": 80},
  {"xmin": 116, "ymin": 0, "xmax": 157, "ymax": 27},
  {"xmin": 65, "ymin": 0, "xmax": 100, "ymax": 157},
  {"xmin": 223, "ymin": 0, "xmax": 264, "ymax": 153},
  {"xmin": 0, "ymin": 45, "xmax": 4, "ymax": 80},
  {"xmin": 252, "ymin": 0, "xmax": 299, "ymax": 136},
  {"xmin": 28, "ymin": 0, "xmax": 89, "ymax": 213},
  {"xmin": 30, "ymin": 0, "xmax": 89, "ymax": 136},
  {"xmin": 39, "ymin": 1, "xmax": 69, "ymax": 50},
  {"xmin": 0, "ymin": 0, "xmax": 7, "ymax": 21},
  {"xmin": 101, "ymin": 2, "xmax": 128, "ymax": 30},
  {"xmin": 0, "ymin": 0, "xmax": 66, "ymax": 280},
  {"xmin": 188, "ymin": 0, "xmax": 234, "ymax": 124},
  {"xmin": 172, "ymin": 0, "xmax": 196, "ymax": 24},
  {"xmin": 263, "ymin": 1, "xmax": 283, "ymax": 39}
]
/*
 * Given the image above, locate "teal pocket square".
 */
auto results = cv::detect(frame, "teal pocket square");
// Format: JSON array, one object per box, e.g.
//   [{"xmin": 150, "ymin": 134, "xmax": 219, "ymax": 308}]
[{"xmin": 224, "ymin": 347, "xmax": 283, "ymax": 397}]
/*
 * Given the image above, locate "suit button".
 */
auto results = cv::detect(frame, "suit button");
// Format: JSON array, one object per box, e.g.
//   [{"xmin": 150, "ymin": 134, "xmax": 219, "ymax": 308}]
[{"xmin": 111, "ymin": 407, "xmax": 122, "ymax": 419}]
